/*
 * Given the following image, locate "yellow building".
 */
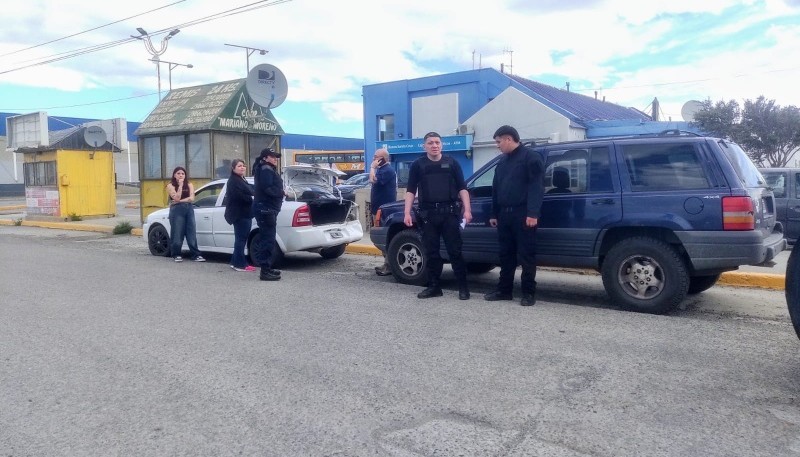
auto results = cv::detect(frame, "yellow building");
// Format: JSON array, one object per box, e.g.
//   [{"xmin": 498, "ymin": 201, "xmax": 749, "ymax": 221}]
[{"xmin": 12, "ymin": 121, "xmax": 120, "ymax": 221}]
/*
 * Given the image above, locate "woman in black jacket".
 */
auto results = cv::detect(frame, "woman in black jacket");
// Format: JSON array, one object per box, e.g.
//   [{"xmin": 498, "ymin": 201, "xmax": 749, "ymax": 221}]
[{"xmin": 224, "ymin": 159, "xmax": 255, "ymax": 272}]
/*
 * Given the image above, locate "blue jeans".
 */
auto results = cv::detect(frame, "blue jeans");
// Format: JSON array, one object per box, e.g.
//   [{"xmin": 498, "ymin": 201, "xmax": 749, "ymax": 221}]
[
  {"xmin": 231, "ymin": 217, "xmax": 252, "ymax": 268},
  {"xmin": 169, "ymin": 202, "xmax": 201, "ymax": 258}
]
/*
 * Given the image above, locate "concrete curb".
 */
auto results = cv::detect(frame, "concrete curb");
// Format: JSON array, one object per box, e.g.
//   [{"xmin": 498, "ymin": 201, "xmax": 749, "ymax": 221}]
[{"xmin": 2, "ymin": 219, "xmax": 785, "ymax": 291}]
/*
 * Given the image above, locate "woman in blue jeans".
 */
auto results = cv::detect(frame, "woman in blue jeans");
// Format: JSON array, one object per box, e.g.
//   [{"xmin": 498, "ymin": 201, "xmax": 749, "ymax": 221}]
[
  {"xmin": 224, "ymin": 159, "xmax": 255, "ymax": 271},
  {"xmin": 166, "ymin": 166, "xmax": 205, "ymax": 262}
]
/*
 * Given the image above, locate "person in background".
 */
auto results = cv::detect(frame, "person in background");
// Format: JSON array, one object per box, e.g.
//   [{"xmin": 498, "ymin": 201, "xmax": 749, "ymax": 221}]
[
  {"xmin": 224, "ymin": 159, "xmax": 255, "ymax": 272},
  {"xmin": 485, "ymin": 125, "xmax": 544, "ymax": 306},
  {"xmin": 166, "ymin": 166, "xmax": 205, "ymax": 263},
  {"xmin": 252, "ymin": 148, "xmax": 284, "ymax": 281},
  {"xmin": 403, "ymin": 131, "xmax": 472, "ymax": 300},
  {"xmin": 370, "ymin": 148, "xmax": 397, "ymax": 276}
]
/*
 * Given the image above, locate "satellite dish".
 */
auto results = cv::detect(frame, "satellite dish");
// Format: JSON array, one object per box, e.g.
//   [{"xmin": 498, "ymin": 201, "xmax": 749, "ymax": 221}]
[
  {"xmin": 83, "ymin": 125, "xmax": 107, "ymax": 148},
  {"xmin": 681, "ymin": 100, "xmax": 703, "ymax": 122},
  {"xmin": 246, "ymin": 63, "xmax": 288, "ymax": 109}
]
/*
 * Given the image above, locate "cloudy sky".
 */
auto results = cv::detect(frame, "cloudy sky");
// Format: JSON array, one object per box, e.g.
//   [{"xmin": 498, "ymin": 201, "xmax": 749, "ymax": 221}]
[{"xmin": 1, "ymin": 0, "xmax": 799, "ymax": 139}]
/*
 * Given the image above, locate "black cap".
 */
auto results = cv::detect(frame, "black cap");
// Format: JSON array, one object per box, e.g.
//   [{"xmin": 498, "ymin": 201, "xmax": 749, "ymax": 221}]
[{"xmin": 258, "ymin": 147, "xmax": 281, "ymax": 159}]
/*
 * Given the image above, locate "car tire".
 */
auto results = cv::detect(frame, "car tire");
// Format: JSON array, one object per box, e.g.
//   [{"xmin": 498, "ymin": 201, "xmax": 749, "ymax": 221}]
[
  {"xmin": 601, "ymin": 236, "xmax": 689, "ymax": 314},
  {"xmin": 387, "ymin": 229, "xmax": 428, "ymax": 286},
  {"xmin": 687, "ymin": 274, "xmax": 721, "ymax": 294},
  {"xmin": 786, "ymin": 242, "xmax": 800, "ymax": 339},
  {"xmin": 147, "ymin": 225, "xmax": 171, "ymax": 257},
  {"xmin": 319, "ymin": 244, "xmax": 346, "ymax": 259},
  {"xmin": 466, "ymin": 262, "xmax": 496, "ymax": 274},
  {"xmin": 247, "ymin": 232, "xmax": 285, "ymax": 268}
]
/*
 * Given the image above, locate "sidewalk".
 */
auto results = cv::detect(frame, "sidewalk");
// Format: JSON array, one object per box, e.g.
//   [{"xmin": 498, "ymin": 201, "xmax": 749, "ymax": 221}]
[{"xmin": 0, "ymin": 197, "xmax": 786, "ymax": 290}]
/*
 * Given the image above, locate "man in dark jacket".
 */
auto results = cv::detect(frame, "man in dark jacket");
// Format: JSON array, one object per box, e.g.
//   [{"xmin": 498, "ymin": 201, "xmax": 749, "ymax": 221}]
[
  {"xmin": 485, "ymin": 125, "xmax": 544, "ymax": 306},
  {"xmin": 252, "ymin": 147, "xmax": 284, "ymax": 281},
  {"xmin": 369, "ymin": 148, "xmax": 397, "ymax": 276}
]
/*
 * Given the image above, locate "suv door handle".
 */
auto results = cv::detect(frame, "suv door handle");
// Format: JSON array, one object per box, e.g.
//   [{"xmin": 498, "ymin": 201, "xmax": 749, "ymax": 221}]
[{"xmin": 591, "ymin": 198, "xmax": 615, "ymax": 205}]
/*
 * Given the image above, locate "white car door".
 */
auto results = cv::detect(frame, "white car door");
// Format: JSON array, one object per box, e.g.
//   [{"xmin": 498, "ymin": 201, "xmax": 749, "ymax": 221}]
[{"xmin": 192, "ymin": 182, "xmax": 225, "ymax": 248}]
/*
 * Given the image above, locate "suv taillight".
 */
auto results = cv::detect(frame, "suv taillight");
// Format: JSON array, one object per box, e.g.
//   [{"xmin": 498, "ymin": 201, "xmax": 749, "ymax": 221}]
[
  {"xmin": 374, "ymin": 208, "xmax": 382, "ymax": 227},
  {"xmin": 292, "ymin": 205, "xmax": 312, "ymax": 227},
  {"xmin": 722, "ymin": 196, "xmax": 755, "ymax": 230}
]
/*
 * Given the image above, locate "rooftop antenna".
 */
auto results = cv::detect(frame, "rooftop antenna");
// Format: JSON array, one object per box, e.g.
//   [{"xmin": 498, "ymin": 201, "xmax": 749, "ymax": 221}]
[{"xmin": 503, "ymin": 48, "xmax": 513, "ymax": 75}]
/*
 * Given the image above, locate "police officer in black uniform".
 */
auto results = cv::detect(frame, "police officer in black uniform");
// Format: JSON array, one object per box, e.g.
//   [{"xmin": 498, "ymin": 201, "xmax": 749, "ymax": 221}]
[
  {"xmin": 485, "ymin": 125, "xmax": 544, "ymax": 306},
  {"xmin": 404, "ymin": 131, "xmax": 473, "ymax": 300},
  {"xmin": 252, "ymin": 147, "xmax": 284, "ymax": 281}
]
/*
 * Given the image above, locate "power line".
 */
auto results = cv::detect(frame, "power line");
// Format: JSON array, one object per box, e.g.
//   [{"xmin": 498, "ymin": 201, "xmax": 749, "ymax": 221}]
[
  {"xmin": 0, "ymin": 1, "xmax": 186, "ymax": 58},
  {"xmin": 0, "ymin": 0, "xmax": 291, "ymax": 75},
  {"xmin": 0, "ymin": 92, "xmax": 159, "ymax": 112}
]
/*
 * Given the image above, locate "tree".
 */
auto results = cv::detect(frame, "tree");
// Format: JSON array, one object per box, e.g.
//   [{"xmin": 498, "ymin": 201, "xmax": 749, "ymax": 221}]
[{"xmin": 691, "ymin": 96, "xmax": 800, "ymax": 167}]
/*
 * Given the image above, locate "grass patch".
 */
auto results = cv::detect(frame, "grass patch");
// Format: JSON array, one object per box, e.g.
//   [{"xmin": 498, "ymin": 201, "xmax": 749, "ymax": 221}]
[
  {"xmin": 13, "ymin": 218, "xmax": 22, "ymax": 226},
  {"xmin": 113, "ymin": 221, "xmax": 133, "ymax": 235},
  {"xmin": 68, "ymin": 213, "xmax": 83, "ymax": 221}
]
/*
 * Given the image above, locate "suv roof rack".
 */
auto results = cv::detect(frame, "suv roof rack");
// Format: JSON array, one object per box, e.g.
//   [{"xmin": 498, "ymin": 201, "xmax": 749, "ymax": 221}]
[{"xmin": 657, "ymin": 129, "xmax": 701, "ymax": 137}]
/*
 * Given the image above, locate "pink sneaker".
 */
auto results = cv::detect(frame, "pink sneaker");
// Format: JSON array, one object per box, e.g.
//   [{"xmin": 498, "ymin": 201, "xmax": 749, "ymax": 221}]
[{"xmin": 244, "ymin": 265, "xmax": 257, "ymax": 272}]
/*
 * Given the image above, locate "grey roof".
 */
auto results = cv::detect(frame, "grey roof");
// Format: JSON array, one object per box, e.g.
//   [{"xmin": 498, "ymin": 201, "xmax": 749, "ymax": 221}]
[{"xmin": 508, "ymin": 74, "xmax": 650, "ymax": 123}]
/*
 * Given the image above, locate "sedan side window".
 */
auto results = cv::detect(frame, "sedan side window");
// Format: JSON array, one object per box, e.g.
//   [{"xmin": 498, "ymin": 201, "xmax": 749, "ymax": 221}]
[{"xmin": 194, "ymin": 183, "xmax": 224, "ymax": 207}]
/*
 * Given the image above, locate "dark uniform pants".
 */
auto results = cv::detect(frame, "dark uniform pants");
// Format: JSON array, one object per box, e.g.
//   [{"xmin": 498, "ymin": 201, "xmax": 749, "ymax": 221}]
[
  {"xmin": 254, "ymin": 202, "xmax": 278, "ymax": 269},
  {"xmin": 421, "ymin": 210, "xmax": 467, "ymax": 288},
  {"xmin": 496, "ymin": 208, "xmax": 537, "ymax": 295}
]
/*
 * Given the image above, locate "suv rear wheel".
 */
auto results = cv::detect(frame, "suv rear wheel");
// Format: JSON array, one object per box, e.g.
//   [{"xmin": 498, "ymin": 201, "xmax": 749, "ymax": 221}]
[
  {"xmin": 387, "ymin": 229, "xmax": 428, "ymax": 286},
  {"xmin": 601, "ymin": 237, "xmax": 689, "ymax": 314}
]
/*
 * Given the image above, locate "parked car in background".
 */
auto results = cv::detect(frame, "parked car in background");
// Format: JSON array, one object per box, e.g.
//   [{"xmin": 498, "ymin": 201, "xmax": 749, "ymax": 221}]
[
  {"xmin": 334, "ymin": 172, "xmax": 370, "ymax": 201},
  {"xmin": 372, "ymin": 131, "xmax": 786, "ymax": 314},
  {"xmin": 758, "ymin": 167, "xmax": 800, "ymax": 243},
  {"xmin": 144, "ymin": 164, "xmax": 363, "ymax": 266}
]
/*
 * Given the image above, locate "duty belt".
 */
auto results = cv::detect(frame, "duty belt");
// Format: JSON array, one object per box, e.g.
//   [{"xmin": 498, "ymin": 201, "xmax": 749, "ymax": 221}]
[
  {"xmin": 420, "ymin": 202, "xmax": 458, "ymax": 210},
  {"xmin": 499, "ymin": 205, "xmax": 525, "ymax": 213}
]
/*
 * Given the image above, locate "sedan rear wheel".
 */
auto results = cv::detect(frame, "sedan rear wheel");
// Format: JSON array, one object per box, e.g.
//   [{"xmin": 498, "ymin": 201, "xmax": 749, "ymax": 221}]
[
  {"xmin": 148, "ymin": 225, "xmax": 170, "ymax": 257},
  {"xmin": 247, "ymin": 232, "xmax": 285, "ymax": 268},
  {"xmin": 319, "ymin": 244, "xmax": 347, "ymax": 259}
]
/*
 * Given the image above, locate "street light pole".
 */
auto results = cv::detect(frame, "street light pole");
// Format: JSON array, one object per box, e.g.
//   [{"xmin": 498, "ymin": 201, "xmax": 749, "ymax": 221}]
[
  {"xmin": 224, "ymin": 43, "xmax": 268, "ymax": 74},
  {"xmin": 132, "ymin": 28, "xmax": 182, "ymax": 100},
  {"xmin": 150, "ymin": 59, "xmax": 193, "ymax": 91}
]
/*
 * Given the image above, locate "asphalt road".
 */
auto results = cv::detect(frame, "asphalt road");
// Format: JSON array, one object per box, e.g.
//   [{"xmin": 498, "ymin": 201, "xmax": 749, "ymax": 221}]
[{"xmin": 1, "ymin": 226, "xmax": 799, "ymax": 456}]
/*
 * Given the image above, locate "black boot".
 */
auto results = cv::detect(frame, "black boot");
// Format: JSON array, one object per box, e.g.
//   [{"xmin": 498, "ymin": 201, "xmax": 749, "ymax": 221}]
[
  {"xmin": 484, "ymin": 290, "xmax": 513, "ymax": 301},
  {"xmin": 417, "ymin": 286, "xmax": 443, "ymax": 299},
  {"xmin": 260, "ymin": 268, "xmax": 281, "ymax": 281},
  {"xmin": 520, "ymin": 293, "xmax": 536, "ymax": 306},
  {"xmin": 458, "ymin": 284, "xmax": 470, "ymax": 300}
]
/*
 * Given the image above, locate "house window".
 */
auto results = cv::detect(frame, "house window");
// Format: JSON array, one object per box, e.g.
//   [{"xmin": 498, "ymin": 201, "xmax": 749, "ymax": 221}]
[
  {"xmin": 142, "ymin": 137, "xmax": 162, "ymax": 179},
  {"xmin": 165, "ymin": 135, "xmax": 187, "ymax": 176},
  {"xmin": 23, "ymin": 161, "xmax": 56, "ymax": 186},
  {"xmin": 187, "ymin": 133, "xmax": 211, "ymax": 179},
  {"xmin": 378, "ymin": 114, "xmax": 395, "ymax": 141}
]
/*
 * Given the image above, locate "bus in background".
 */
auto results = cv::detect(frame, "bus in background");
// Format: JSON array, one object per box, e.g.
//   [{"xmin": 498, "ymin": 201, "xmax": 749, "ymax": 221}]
[{"xmin": 289, "ymin": 150, "xmax": 365, "ymax": 180}]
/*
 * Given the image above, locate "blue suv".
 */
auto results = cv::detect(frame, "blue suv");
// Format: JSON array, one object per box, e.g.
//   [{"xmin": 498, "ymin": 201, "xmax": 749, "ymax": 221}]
[{"xmin": 371, "ymin": 132, "xmax": 786, "ymax": 314}]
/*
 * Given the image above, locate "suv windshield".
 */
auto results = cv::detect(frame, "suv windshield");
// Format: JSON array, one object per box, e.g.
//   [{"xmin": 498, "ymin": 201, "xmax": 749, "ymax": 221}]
[{"xmin": 719, "ymin": 140, "xmax": 765, "ymax": 187}]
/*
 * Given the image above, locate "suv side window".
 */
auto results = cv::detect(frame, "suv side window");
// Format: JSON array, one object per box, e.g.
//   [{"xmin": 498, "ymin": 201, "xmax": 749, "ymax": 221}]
[
  {"xmin": 544, "ymin": 147, "xmax": 613, "ymax": 194},
  {"xmin": 622, "ymin": 143, "xmax": 709, "ymax": 191},
  {"xmin": 468, "ymin": 163, "xmax": 496, "ymax": 198}
]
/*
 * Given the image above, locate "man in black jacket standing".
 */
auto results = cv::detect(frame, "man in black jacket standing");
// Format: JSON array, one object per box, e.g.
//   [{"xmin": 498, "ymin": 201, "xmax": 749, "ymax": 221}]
[
  {"xmin": 403, "ymin": 131, "xmax": 473, "ymax": 300},
  {"xmin": 485, "ymin": 125, "xmax": 544, "ymax": 306},
  {"xmin": 252, "ymin": 147, "xmax": 284, "ymax": 281}
]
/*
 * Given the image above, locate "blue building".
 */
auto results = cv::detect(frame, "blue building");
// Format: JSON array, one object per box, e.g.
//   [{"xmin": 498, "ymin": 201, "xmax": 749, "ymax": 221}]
[{"xmin": 363, "ymin": 68, "xmax": 696, "ymax": 184}]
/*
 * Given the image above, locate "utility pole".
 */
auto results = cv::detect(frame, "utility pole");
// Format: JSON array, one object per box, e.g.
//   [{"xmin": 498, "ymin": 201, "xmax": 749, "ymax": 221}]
[
  {"xmin": 151, "ymin": 59, "xmax": 193, "ymax": 91},
  {"xmin": 224, "ymin": 43, "xmax": 268, "ymax": 75},
  {"xmin": 132, "ymin": 28, "xmax": 181, "ymax": 100},
  {"xmin": 503, "ymin": 48, "xmax": 513, "ymax": 75}
]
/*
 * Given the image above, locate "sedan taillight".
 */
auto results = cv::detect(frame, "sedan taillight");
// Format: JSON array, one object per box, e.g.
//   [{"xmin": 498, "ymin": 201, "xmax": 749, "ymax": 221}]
[
  {"xmin": 292, "ymin": 205, "xmax": 312, "ymax": 227},
  {"xmin": 722, "ymin": 196, "xmax": 755, "ymax": 230}
]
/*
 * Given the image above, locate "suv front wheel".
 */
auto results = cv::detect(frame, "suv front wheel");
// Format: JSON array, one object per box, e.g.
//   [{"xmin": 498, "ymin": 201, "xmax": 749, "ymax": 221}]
[
  {"xmin": 601, "ymin": 237, "xmax": 689, "ymax": 314},
  {"xmin": 387, "ymin": 229, "xmax": 428, "ymax": 286}
]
